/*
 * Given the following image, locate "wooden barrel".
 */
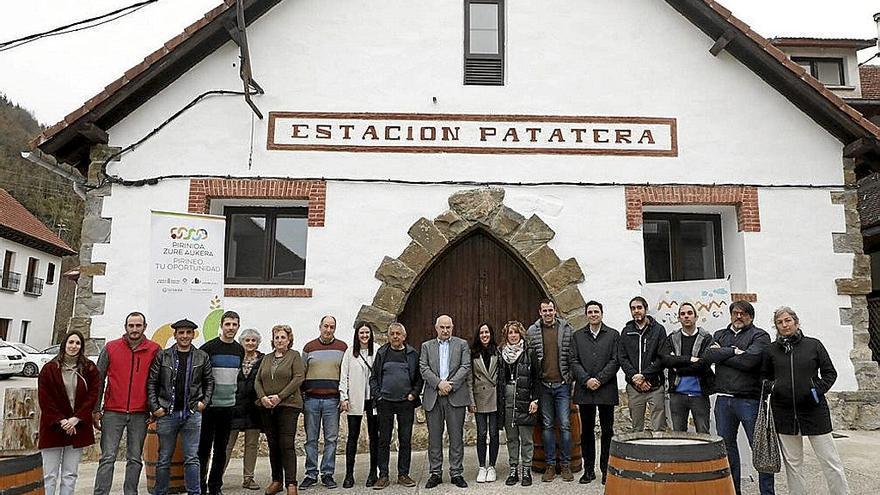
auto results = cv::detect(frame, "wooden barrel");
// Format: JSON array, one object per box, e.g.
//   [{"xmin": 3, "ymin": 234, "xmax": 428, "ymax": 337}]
[
  {"xmin": 531, "ymin": 402, "xmax": 582, "ymax": 473},
  {"xmin": 606, "ymin": 432, "xmax": 736, "ymax": 494},
  {"xmin": 144, "ymin": 422, "xmax": 187, "ymax": 494},
  {"xmin": 0, "ymin": 452, "xmax": 45, "ymax": 495}
]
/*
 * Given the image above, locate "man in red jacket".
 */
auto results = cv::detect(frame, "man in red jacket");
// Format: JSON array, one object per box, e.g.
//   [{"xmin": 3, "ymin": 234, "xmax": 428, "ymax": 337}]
[{"xmin": 93, "ymin": 311, "xmax": 161, "ymax": 495}]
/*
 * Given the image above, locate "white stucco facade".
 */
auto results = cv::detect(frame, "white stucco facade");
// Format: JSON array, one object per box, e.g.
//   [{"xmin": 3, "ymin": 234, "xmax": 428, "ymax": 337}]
[
  {"xmin": 0, "ymin": 237, "xmax": 63, "ymax": 349},
  {"xmin": 77, "ymin": 1, "xmax": 863, "ymax": 390}
]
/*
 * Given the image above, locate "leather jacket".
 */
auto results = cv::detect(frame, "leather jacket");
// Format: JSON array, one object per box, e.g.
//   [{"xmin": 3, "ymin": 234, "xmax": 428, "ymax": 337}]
[{"xmin": 147, "ymin": 346, "xmax": 214, "ymax": 414}]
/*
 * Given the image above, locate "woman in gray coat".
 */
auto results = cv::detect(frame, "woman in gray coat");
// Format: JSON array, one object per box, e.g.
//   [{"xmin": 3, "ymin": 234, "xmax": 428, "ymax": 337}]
[{"xmin": 469, "ymin": 323, "xmax": 499, "ymax": 483}]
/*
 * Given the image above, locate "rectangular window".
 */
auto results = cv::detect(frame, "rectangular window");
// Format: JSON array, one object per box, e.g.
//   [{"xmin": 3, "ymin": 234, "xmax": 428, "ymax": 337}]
[
  {"xmin": 0, "ymin": 319, "xmax": 9, "ymax": 340},
  {"xmin": 20, "ymin": 321, "xmax": 29, "ymax": 343},
  {"xmin": 792, "ymin": 57, "xmax": 845, "ymax": 86},
  {"xmin": 464, "ymin": 0, "xmax": 504, "ymax": 85},
  {"xmin": 643, "ymin": 213, "xmax": 724, "ymax": 283},
  {"xmin": 1, "ymin": 251, "xmax": 19, "ymax": 292},
  {"xmin": 24, "ymin": 257, "xmax": 43, "ymax": 296},
  {"xmin": 46, "ymin": 263, "xmax": 55, "ymax": 285},
  {"xmin": 224, "ymin": 207, "xmax": 308, "ymax": 285}
]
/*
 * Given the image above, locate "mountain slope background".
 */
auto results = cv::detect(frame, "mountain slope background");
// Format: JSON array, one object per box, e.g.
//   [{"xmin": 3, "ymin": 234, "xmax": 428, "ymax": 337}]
[{"xmin": 0, "ymin": 93, "xmax": 83, "ymax": 345}]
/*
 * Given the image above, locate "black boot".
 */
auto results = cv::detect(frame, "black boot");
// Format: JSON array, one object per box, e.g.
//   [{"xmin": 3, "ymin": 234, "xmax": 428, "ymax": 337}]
[
  {"xmin": 505, "ymin": 465, "xmax": 519, "ymax": 486},
  {"xmin": 521, "ymin": 467, "xmax": 532, "ymax": 487},
  {"xmin": 342, "ymin": 474, "xmax": 354, "ymax": 489}
]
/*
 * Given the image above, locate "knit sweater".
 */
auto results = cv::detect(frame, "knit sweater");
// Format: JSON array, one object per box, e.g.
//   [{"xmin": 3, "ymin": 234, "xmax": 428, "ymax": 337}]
[
  {"xmin": 255, "ymin": 350, "xmax": 305, "ymax": 409},
  {"xmin": 200, "ymin": 338, "xmax": 244, "ymax": 408},
  {"xmin": 301, "ymin": 337, "xmax": 347, "ymax": 398}
]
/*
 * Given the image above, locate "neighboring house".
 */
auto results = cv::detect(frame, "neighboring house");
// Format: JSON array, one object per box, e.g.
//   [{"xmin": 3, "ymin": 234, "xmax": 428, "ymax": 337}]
[
  {"xmin": 25, "ymin": 1, "xmax": 880, "ymax": 426},
  {"xmin": 772, "ymin": 33, "xmax": 880, "ymax": 364},
  {"xmin": 0, "ymin": 189, "xmax": 76, "ymax": 349}
]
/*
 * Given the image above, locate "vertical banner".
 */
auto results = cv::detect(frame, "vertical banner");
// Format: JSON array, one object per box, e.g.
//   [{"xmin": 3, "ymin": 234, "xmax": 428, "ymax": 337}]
[
  {"xmin": 148, "ymin": 210, "xmax": 226, "ymax": 348},
  {"xmin": 642, "ymin": 278, "xmax": 732, "ymax": 333}
]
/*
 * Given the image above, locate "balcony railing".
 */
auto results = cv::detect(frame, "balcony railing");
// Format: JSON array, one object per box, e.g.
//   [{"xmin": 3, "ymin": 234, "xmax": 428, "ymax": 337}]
[
  {"xmin": 0, "ymin": 271, "xmax": 20, "ymax": 292},
  {"xmin": 24, "ymin": 276, "xmax": 43, "ymax": 296}
]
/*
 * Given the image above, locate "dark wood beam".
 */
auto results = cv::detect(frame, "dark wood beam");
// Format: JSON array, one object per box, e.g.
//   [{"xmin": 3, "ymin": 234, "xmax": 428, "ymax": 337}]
[{"xmin": 709, "ymin": 30, "xmax": 735, "ymax": 57}]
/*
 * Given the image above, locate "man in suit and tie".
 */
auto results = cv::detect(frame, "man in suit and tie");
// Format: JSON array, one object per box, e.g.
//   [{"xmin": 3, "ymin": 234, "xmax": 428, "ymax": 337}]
[{"xmin": 420, "ymin": 315, "xmax": 472, "ymax": 489}]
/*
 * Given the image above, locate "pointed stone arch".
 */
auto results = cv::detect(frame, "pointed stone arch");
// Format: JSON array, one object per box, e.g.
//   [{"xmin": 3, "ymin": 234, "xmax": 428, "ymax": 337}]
[{"xmin": 356, "ymin": 187, "xmax": 588, "ymax": 341}]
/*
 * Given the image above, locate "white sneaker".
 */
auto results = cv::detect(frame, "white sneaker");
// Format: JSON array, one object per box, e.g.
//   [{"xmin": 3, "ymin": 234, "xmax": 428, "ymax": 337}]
[
  {"xmin": 477, "ymin": 467, "xmax": 487, "ymax": 483},
  {"xmin": 486, "ymin": 466, "xmax": 497, "ymax": 482}
]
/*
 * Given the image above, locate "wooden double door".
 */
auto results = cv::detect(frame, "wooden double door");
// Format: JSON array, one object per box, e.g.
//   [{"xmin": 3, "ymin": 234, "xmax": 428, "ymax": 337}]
[{"xmin": 398, "ymin": 230, "xmax": 547, "ymax": 347}]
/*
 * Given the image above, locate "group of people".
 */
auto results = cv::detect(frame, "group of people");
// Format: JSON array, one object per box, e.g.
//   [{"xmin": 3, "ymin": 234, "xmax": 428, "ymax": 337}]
[{"xmin": 36, "ymin": 298, "xmax": 849, "ymax": 495}]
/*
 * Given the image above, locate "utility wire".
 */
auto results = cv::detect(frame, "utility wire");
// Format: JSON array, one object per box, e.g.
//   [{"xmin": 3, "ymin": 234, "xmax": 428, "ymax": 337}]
[
  {"xmin": 0, "ymin": 0, "xmax": 157, "ymax": 52},
  {"xmin": 98, "ymin": 88, "xmax": 260, "ymax": 187}
]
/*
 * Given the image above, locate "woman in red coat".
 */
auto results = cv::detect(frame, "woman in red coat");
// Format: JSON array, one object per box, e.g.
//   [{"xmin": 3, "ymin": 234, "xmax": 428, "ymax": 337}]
[{"xmin": 38, "ymin": 330, "xmax": 100, "ymax": 495}]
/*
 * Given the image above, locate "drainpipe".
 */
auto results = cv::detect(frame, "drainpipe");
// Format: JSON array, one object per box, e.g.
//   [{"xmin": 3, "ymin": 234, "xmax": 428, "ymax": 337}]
[{"xmin": 20, "ymin": 150, "xmax": 87, "ymax": 200}]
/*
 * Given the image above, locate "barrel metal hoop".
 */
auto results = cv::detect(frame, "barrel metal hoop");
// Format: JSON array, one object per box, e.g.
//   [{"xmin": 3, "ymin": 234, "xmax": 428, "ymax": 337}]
[
  {"xmin": 608, "ymin": 465, "xmax": 732, "ymax": 482},
  {"xmin": 2, "ymin": 480, "xmax": 44, "ymax": 495},
  {"xmin": 0, "ymin": 452, "xmax": 42, "ymax": 474},
  {"xmin": 611, "ymin": 432, "xmax": 728, "ymax": 462}
]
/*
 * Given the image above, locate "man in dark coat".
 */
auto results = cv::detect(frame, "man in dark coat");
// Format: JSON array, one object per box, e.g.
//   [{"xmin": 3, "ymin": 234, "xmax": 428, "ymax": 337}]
[
  {"xmin": 571, "ymin": 301, "xmax": 619, "ymax": 485},
  {"xmin": 659, "ymin": 302, "xmax": 714, "ymax": 434},
  {"xmin": 618, "ymin": 296, "xmax": 667, "ymax": 432},
  {"xmin": 704, "ymin": 301, "xmax": 774, "ymax": 495}
]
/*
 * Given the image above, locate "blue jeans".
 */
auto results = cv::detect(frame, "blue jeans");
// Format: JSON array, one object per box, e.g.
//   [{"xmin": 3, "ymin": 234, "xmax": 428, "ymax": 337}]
[
  {"xmin": 714, "ymin": 396, "xmax": 775, "ymax": 495},
  {"xmin": 304, "ymin": 396, "xmax": 340, "ymax": 478},
  {"xmin": 155, "ymin": 412, "xmax": 202, "ymax": 495},
  {"xmin": 539, "ymin": 383, "xmax": 571, "ymax": 466}
]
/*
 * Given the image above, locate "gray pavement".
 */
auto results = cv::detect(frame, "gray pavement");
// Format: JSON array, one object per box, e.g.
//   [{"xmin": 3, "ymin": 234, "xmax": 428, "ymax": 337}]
[{"xmin": 70, "ymin": 430, "xmax": 880, "ymax": 494}]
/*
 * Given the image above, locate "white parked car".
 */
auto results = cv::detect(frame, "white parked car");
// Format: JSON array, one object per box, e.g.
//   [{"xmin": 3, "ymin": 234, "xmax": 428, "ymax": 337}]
[
  {"xmin": 6, "ymin": 342, "xmax": 55, "ymax": 377},
  {"xmin": 0, "ymin": 342, "xmax": 26, "ymax": 379}
]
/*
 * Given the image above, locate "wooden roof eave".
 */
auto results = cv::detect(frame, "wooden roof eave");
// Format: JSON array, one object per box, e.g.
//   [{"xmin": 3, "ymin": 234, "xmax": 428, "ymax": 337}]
[
  {"xmin": 37, "ymin": 0, "xmax": 283, "ymax": 172},
  {"xmin": 666, "ymin": 0, "xmax": 880, "ymax": 162}
]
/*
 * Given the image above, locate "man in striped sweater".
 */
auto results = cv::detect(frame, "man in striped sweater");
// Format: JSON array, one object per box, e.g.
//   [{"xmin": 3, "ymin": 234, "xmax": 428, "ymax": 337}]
[
  {"xmin": 300, "ymin": 315, "xmax": 348, "ymax": 490},
  {"xmin": 198, "ymin": 310, "xmax": 245, "ymax": 495}
]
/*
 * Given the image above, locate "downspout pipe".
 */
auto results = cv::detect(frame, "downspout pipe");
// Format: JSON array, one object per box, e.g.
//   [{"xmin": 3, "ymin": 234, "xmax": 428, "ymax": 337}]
[{"xmin": 20, "ymin": 149, "xmax": 87, "ymax": 200}]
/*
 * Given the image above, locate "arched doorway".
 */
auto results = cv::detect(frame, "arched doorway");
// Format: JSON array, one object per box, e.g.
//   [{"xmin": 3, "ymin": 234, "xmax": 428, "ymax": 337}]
[{"xmin": 398, "ymin": 228, "xmax": 548, "ymax": 346}]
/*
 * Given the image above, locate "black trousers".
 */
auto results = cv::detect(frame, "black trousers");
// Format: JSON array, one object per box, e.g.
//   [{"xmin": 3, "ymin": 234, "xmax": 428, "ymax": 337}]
[
  {"xmin": 262, "ymin": 407, "xmax": 300, "ymax": 486},
  {"xmin": 579, "ymin": 404, "xmax": 614, "ymax": 475},
  {"xmin": 346, "ymin": 400, "xmax": 379, "ymax": 478},
  {"xmin": 377, "ymin": 400, "xmax": 415, "ymax": 477},
  {"xmin": 669, "ymin": 393, "xmax": 711, "ymax": 433},
  {"xmin": 475, "ymin": 411, "xmax": 499, "ymax": 467},
  {"xmin": 198, "ymin": 406, "xmax": 233, "ymax": 492}
]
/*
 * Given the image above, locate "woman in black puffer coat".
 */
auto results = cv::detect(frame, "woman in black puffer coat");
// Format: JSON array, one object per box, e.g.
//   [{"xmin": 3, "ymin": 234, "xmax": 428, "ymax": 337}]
[
  {"xmin": 224, "ymin": 328, "xmax": 265, "ymax": 490},
  {"xmin": 496, "ymin": 321, "xmax": 540, "ymax": 487},
  {"xmin": 762, "ymin": 306, "xmax": 848, "ymax": 495}
]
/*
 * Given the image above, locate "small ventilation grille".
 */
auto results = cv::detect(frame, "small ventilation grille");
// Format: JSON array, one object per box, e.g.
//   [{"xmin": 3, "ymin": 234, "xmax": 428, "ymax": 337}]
[{"xmin": 465, "ymin": 58, "xmax": 503, "ymax": 86}]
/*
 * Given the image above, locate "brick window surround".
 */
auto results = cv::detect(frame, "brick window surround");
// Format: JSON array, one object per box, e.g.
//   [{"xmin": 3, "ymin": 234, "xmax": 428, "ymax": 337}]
[
  {"xmin": 188, "ymin": 178, "xmax": 326, "ymax": 227},
  {"xmin": 188, "ymin": 179, "xmax": 326, "ymax": 298},
  {"xmin": 625, "ymin": 185, "xmax": 760, "ymax": 232}
]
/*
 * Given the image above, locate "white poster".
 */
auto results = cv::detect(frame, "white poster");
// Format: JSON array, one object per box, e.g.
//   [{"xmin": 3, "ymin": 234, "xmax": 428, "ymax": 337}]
[
  {"xmin": 641, "ymin": 278, "xmax": 732, "ymax": 333},
  {"xmin": 148, "ymin": 210, "xmax": 226, "ymax": 348}
]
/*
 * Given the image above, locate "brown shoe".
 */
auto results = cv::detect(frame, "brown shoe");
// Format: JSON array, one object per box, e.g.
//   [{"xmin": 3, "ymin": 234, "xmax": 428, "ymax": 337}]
[
  {"xmin": 265, "ymin": 481, "xmax": 283, "ymax": 495},
  {"xmin": 541, "ymin": 468, "xmax": 556, "ymax": 482},
  {"xmin": 560, "ymin": 465, "xmax": 574, "ymax": 482},
  {"xmin": 397, "ymin": 475, "xmax": 416, "ymax": 487},
  {"xmin": 244, "ymin": 477, "xmax": 261, "ymax": 490},
  {"xmin": 372, "ymin": 477, "xmax": 390, "ymax": 490},
  {"xmin": 287, "ymin": 485, "xmax": 298, "ymax": 495}
]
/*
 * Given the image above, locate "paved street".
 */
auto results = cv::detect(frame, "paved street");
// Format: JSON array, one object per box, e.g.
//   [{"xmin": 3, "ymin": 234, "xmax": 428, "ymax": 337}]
[{"xmin": 68, "ymin": 430, "xmax": 880, "ymax": 495}]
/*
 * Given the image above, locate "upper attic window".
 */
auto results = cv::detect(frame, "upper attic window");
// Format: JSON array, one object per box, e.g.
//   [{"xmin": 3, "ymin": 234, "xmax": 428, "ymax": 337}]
[
  {"xmin": 464, "ymin": 0, "xmax": 504, "ymax": 86},
  {"xmin": 792, "ymin": 57, "xmax": 845, "ymax": 86}
]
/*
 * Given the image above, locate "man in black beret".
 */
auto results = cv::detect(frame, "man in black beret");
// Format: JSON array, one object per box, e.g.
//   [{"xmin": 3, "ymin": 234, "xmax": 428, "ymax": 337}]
[{"xmin": 147, "ymin": 319, "xmax": 215, "ymax": 495}]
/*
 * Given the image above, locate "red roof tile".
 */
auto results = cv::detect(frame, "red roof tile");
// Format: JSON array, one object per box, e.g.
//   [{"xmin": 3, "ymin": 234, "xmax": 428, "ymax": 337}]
[
  {"xmin": 861, "ymin": 66, "xmax": 880, "ymax": 100},
  {"xmin": 0, "ymin": 188, "xmax": 76, "ymax": 256}
]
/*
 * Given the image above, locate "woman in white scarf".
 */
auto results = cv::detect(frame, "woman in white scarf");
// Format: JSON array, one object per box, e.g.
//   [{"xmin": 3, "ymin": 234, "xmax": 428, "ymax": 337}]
[{"xmin": 496, "ymin": 321, "xmax": 539, "ymax": 487}]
